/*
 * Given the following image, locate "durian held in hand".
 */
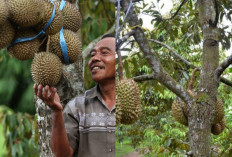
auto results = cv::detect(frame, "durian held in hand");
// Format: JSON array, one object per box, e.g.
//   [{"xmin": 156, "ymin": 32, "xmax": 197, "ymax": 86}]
[
  {"xmin": 31, "ymin": 51, "xmax": 63, "ymax": 87},
  {"xmin": 171, "ymin": 68, "xmax": 226, "ymax": 135},
  {"xmin": 116, "ymin": 78, "xmax": 141, "ymax": 125}
]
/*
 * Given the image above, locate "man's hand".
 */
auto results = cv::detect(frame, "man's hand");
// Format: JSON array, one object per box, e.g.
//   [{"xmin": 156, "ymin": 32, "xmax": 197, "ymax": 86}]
[{"xmin": 34, "ymin": 84, "xmax": 63, "ymax": 112}]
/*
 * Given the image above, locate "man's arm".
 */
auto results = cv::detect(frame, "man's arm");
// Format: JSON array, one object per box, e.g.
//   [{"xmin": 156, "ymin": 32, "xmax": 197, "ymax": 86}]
[{"xmin": 34, "ymin": 84, "xmax": 74, "ymax": 157}]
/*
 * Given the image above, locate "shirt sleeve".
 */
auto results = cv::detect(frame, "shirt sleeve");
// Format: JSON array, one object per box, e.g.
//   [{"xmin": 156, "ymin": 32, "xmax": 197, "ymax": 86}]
[{"xmin": 63, "ymin": 98, "xmax": 80, "ymax": 155}]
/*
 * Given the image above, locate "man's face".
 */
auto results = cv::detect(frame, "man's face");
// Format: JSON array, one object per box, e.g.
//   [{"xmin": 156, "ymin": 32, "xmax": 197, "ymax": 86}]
[{"xmin": 88, "ymin": 37, "xmax": 115, "ymax": 84}]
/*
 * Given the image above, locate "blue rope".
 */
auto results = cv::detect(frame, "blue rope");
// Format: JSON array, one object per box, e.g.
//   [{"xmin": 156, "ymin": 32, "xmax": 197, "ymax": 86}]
[
  {"xmin": 59, "ymin": 27, "xmax": 69, "ymax": 65},
  {"xmin": 7, "ymin": 0, "xmax": 56, "ymax": 49},
  {"xmin": 59, "ymin": 0, "xmax": 69, "ymax": 65},
  {"xmin": 59, "ymin": 0, "xmax": 66, "ymax": 10}
]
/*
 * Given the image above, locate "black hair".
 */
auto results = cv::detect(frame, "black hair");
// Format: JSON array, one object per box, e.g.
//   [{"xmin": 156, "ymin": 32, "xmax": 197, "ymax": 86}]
[{"xmin": 101, "ymin": 33, "xmax": 115, "ymax": 40}]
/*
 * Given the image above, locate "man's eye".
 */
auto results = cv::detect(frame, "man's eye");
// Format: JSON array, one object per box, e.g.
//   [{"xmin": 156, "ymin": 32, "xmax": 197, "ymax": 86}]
[{"xmin": 102, "ymin": 51, "xmax": 108, "ymax": 54}]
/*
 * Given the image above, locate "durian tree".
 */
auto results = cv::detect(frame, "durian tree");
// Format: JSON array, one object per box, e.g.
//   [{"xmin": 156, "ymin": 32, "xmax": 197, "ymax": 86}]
[{"xmin": 117, "ymin": 0, "xmax": 232, "ymax": 156}]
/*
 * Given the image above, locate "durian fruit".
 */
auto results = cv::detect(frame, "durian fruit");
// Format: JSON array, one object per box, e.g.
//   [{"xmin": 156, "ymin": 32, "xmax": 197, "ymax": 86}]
[
  {"xmin": 36, "ymin": 0, "xmax": 63, "ymax": 35},
  {"xmin": 213, "ymin": 98, "xmax": 224, "ymax": 124},
  {"xmin": 211, "ymin": 117, "xmax": 226, "ymax": 135},
  {"xmin": 8, "ymin": 28, "xmax": 41, "ymax": 60},
  {"xmin": 172, "ymin": 98, "xmax": 188, "ymax": 126},
  {"xmin": 0, "ymin": 0, "xmax": 9, "ymax": 25},
  {"xmin": 172, "ymin": 98, "xmax": 224, "ymax": 126},
  {"xmin": 7, "ymin": 0, "xmax": 44, "ymax": 27},
  {"xmin": 49, "ymin": 29, "xmax": 82, "ymax": 64},
  {"xmin": 56, "ymin": 1, "xmax": 82, "ymax": 32},
  {"xmin": 31, "ymin": 52, "xmax": 62, "ymax": 86},
  {"xmin": 0, "ymin": 20, "xmax": 15, "ymax": 49},
  {"xmin": 116, "ymin": 79, "xmax": 141, "ymax": 125}
]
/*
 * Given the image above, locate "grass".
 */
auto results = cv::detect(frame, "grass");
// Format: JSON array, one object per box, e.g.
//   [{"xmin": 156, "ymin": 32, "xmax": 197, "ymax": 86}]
[{"xmin": 116, "ymin": 139, "xmax": 137, "ymax": 157}]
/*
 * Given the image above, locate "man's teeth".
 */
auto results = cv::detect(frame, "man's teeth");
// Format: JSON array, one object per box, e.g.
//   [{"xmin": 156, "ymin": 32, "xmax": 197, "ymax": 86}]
[{"xmin": 93, "ymin": 67, "xmax": 100, "ymax": 70}]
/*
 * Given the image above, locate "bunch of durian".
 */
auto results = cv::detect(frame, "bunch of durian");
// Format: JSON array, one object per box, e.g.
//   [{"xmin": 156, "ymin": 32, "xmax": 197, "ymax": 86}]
[
  {"xmin": 171, "ymin": 69, "xmax": 226, "ymax": 135},
  {"xmin": 0, "ymin": 0, "xmax": 82, "ymax": 86}
]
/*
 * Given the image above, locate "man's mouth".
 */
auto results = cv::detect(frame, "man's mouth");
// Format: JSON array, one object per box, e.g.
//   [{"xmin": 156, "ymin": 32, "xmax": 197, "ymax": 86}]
[{"xmin": 91, "ymin": 65, "xmax": 104, "ymax": 71}]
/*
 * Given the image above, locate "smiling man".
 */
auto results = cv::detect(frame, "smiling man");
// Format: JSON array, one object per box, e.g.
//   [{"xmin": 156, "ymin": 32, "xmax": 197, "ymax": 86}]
[{"xmin": 34, "ymin": 34, "xmax": 116, "ymax": 157}]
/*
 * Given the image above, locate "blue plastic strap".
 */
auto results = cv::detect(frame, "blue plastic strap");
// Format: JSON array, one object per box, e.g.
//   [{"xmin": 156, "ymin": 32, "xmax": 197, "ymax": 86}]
[
  {"xmin": 59, "ymin": 0, "xmax": 66, "ymax": 11},
  {"xmin": 43, "ymin": 0, "xmax": 56, "ymax": 31},
  {"xmin": 7, "ymin": 0, "xmax": 56, "ymax": 49},
  {"xmin": 59, "ymin": 27, "xmax": 69, "ymax": 65},
  {"xmin": 59, "ymin": 0, "xmax": 69, "ymax": 64}
]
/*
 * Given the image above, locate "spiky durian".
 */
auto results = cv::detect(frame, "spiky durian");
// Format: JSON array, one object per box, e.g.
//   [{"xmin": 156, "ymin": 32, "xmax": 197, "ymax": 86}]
[
  {"xmin": 31, "ymin": 52, "xmax": 62, "ymax": 86},
  {"xmin": 0, "ymin": 0, "xmax": 9, "ymax": 25},
  {"xmin": 116, "ymin": 79, "xmax": 141, "ymax": 125},
  {"xmin": 49, "ymin": 29, "xmax": 82, "ymax": 64},
  {"xmin": 0, "ymin": 20, "xmax": 15, "ymax": 49},
  {"xmin": 172, "ymin": 98, "xmax": 188, "ymax": 126},
  {"xmin": 36, "ymin": 0, "xmax": 63, "ymax": 35},
  {"xmin": 7, "ymin": 0, "xmax": 44, "ymax": 27},
  {"xmin": 56, "ymin": 1, "xmax": 82, "ymax": 32},
  {"xmin": 211, "ymin": 117, "xmax": 226, "ymax": 135},
  {"xmin": 8, "ymin": 28, "xmax": 41, "ymax": 60}
]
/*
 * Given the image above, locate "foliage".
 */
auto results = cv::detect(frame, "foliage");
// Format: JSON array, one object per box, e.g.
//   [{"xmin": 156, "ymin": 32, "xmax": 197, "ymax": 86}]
[
  {"xmin": 0, "ymin": 105, "xmax": 39, "ymax": 157},
  {"xmin": 0, "ymin": 49, "xmax": 34, "ymax": 114},
  {"xmin": 80, "ymin": 0, "xmax": 115, "ymax": 48}
]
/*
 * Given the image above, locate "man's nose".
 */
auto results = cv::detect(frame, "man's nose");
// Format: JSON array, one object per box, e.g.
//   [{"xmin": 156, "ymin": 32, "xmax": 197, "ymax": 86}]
[{"xmin": 92, "ymin": 53, "xmax": 101, "ymax": 62}]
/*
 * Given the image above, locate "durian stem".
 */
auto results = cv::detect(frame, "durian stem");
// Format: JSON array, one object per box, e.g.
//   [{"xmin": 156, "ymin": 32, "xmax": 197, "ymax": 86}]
[
  {"xmin": 46, "ymin": 36, "xmax": 51, "ymax": 52},
  {"xmin": 117, "ymin": 49, "xmax": 124, "ymax": 81},
  {"xmin": 39, "ymin": 37, "xmax": 47, "ymax": 50},
  {"xmin": 188, "ymin": 67, "xmax": 200, "ymax": 91}
]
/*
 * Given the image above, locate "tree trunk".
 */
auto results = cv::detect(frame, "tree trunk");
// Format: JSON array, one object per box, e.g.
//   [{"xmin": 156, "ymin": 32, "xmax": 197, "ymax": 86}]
[
  {"xmin": 188, "ymin": 0, "xmax": 219, "ymax": 156},
  {"xmin": 35, "ymin": 60, "xmax": 84, "ymax": 157},
  {"xmin": 34, "ymin": 1, "xmax": 84, "ymax": 156}
]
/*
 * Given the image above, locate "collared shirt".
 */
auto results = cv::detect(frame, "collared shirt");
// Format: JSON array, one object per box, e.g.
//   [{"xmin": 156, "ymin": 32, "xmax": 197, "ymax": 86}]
[{"xmin": 63, "ymin": 85, "xmax": 116, "ymax": 157}]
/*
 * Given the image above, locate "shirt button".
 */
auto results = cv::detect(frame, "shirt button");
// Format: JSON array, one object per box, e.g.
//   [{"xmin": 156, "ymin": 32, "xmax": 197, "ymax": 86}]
[
  {"xmin": 108, "ymin": 130, "xmax": 112, "ymax": 133},
  {"xmin": 109, "ymin": 148, "xmax": 112, "ymax": 152},
  {"xmin": 107, "ymin": 113, "xmax": 111, "ymax": 116}
]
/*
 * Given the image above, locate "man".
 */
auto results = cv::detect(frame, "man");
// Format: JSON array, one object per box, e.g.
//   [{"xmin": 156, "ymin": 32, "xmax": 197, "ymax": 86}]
[{"xmin": 34, "ymin": 34, "xmax": 116, "ymax": 157}]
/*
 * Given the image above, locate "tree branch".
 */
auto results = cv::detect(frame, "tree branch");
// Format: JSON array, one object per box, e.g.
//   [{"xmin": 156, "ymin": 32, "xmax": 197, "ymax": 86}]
[
  {"xmin": 149, "ymin": 39, "xmax": 196, "ymax": 68},
  {"xmin": 116, "ymin": 30, "xmax": 135, "ymax": 51},
  {"xmin": 82, "ymin": 23, "xmax": 115, "ymax": 59},
  {"xmin": 220, "ymin": 77, "xmax": 232, "ymax": 87},
  {"xmin": 133, "ymin": 73, "xmax": 232, "ymax": 88},
  {"xmin": 164, "ymin": 0, "xmax": 188, "ymax": 20},
  {"xmin": 133, "ymin": 74, "xmax": 155, "ymax": 82},
  {"xmin": 121, "ymin": 0, "xmax": 193, "ymax": 104},
  {"xmin": 215, "ymin": 54, "xmax": 232, "ymax": 77}
]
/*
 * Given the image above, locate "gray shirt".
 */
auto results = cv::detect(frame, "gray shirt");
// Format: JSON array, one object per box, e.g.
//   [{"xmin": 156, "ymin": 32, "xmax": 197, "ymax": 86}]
[{"xmin": 63, "ymin": 85, "xmax": 115, "ymax": 157}]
